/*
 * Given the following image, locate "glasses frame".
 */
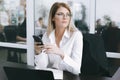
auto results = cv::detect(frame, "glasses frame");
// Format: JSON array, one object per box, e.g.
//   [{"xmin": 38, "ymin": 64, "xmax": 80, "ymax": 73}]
[{"xmin": 55, "ymin": 12, "xmax": 72, "ymax": 18}]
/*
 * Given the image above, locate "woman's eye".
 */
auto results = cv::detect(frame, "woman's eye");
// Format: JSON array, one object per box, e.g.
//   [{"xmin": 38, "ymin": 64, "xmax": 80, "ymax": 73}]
[{"xmin": 57, "ymin": 13, "xmax": 63, "ymax": 16}]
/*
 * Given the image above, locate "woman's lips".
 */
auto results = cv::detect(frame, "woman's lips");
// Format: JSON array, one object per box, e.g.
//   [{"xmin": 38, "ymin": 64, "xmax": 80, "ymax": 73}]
[{"xmin": 62, "ymin": 21, "xmax": 67, "ymax": 23}]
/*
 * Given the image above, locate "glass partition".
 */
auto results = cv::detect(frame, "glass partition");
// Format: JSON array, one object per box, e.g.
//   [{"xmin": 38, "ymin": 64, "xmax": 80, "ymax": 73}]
[
  {"xmin": 0, "ymin": 0, "xmax": 27, "ymax": 44},
  {"xmin": 0, "ymin": 0, "xmax": 27, "ymax": 64},
  {"xmin": 34, "ymin": 0, "xmax": 90, "ymax": 36},
  {"xmin": 95, "ymin": 0, "xmax": 120, "ymax": 53}
]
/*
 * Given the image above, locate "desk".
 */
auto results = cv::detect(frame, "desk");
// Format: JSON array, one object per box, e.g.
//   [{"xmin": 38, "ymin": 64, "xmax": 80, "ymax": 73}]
[{"xmin": 0, "ymin": 61, "xmax": 120, "ymax": 80}]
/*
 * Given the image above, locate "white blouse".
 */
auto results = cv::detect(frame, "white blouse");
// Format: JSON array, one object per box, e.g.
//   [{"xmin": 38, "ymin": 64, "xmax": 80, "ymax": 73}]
[{"xmin": 35, "ymin": 29, "xmax": 83, "ymax": 75}]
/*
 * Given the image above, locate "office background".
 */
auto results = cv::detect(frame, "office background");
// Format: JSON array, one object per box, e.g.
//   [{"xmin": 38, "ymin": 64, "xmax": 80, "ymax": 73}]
[{"xmin": 0, "ymin": 0, "xmax": 120, "ymax": 66}]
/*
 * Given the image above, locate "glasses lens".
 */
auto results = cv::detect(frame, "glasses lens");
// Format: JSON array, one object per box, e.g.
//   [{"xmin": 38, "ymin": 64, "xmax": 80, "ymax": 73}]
[{"xmin": 56, "ymin": 13, "xmax": 72, "ymax": 18}]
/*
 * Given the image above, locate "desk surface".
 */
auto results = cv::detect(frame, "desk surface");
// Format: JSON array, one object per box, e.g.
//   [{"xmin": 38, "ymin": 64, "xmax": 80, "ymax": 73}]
[{"xmin": 0, "ymin": 61, "xmax": 120, "ymax": 80}]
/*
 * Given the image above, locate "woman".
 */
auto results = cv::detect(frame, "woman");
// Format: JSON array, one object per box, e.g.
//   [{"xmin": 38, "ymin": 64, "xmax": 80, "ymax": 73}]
[{"xmin": 35, "ymin": 2, "xmax": 83, "ymax": 75}]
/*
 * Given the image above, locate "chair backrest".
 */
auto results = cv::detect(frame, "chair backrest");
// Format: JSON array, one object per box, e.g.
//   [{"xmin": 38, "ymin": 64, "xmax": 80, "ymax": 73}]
[
  {"xmin": 81, "ymin": 33, "xmax": 110, "ymax": 76},
  {"xmin": 102, "ymin": 27, "xmax": 120, "ymax": 52},
  {"xmin": 4, "ymin": 25, "xmax": 17, "ymax": 42}
]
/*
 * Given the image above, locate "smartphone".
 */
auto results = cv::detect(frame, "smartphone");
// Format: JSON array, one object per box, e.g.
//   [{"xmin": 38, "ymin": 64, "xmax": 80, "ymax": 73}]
[{"xmin": 33, "ymin": 35, "xmax": 44, "ymax": 45}]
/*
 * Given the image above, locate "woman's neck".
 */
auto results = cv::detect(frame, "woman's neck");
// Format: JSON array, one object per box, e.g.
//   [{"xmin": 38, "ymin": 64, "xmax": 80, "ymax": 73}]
[
  {"xmin": 55, "ymin": 28, "xmax": 65, "ymax": 47},
  {"xmin": 55, "ymin": 28, "xmax": 65, "ymax": 38}
]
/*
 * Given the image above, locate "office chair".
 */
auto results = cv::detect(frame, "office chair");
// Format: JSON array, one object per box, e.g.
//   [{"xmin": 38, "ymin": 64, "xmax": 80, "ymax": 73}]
[
  {"xmin": 81, "ymin": 33, "xmax": 110, "ymax": 76},
  {"xmin": 102, "ymin": 27, "xmax": 120, "ymax": 53},
  {"xmin": 4, "ymin": 25, "xmax": 17, "ymax": 42}
]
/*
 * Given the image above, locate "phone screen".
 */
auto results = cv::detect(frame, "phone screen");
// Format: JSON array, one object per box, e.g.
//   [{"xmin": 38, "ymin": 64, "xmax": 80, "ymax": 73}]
[{"xmin": 33, "ymin": 35, "xmax": 44, "ymax": 45}]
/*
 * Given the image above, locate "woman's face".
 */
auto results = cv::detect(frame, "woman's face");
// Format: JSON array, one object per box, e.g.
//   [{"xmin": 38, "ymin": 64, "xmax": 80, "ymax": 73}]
[{"xmin": 52, "ymin": 7, "xmax": 71, "ymax": 29}]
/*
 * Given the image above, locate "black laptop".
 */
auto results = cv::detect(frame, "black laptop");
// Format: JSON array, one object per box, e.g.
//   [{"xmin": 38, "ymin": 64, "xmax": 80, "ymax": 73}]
[{"xmin": 3, "ymin": 66, "xmax": 54, "ymax": 80}]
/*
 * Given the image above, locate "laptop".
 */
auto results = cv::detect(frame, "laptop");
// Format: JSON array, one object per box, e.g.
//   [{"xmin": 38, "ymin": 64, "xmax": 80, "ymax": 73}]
[{"xmin": 3, "ymin": 66, "xmax": 54, "ymax": 80}]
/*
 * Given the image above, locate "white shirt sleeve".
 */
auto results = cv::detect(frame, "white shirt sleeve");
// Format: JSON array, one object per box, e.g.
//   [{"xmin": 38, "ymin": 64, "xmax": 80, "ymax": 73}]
[
  {"xmin": 34, "ymin": 33, "xmax": 49, "ymax": 69},
  {"xmin": 34, "ymin": 51, "xmax": 48, "ymax": 69},
  {"xmin": 59, "ymin": 31, "xmax": 83, "ymax": 75}
]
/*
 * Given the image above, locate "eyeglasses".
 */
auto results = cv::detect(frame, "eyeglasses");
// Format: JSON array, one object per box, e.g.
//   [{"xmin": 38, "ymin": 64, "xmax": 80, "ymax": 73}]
[{"xmin": 55, "ymin": 12, "xmax": 72, "ymax": 18}]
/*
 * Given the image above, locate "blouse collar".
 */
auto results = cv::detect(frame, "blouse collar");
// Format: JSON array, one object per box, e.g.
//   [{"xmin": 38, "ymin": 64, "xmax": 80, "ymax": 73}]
[{"xmin": 49, "ymin": 29, "xmax": 70, "ymax": 43}]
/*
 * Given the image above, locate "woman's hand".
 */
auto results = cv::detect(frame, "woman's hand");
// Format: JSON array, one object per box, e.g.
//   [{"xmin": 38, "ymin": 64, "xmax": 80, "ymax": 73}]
[
  {"xmin": 34, "ymin": 42, "xmax": 44, "ymax": 55},
  {"xmin": 44, "ymin": 44, "xmax": 65, "ymax": 59}
]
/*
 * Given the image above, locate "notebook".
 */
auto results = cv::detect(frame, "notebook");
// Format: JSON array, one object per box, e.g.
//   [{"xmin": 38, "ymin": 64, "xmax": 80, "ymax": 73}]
[{"xmin": 3, "ymin": 66, "xmax": 54, "ymax": 80}]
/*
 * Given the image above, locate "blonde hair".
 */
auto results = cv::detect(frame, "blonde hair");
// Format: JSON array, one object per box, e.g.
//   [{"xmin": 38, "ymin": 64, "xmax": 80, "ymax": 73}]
[{"xmin": 46, "ymin": 2, "xmax": 77, "ymax": 36}]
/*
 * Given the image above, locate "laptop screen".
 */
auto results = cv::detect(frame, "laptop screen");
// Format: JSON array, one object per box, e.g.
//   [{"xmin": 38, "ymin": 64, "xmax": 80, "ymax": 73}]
[{"xmin": 3, "ymin": 66, "xmax": 54, "ymax": 80}]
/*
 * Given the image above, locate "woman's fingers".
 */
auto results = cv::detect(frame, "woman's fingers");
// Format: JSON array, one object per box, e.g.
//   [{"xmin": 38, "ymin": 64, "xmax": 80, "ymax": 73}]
[
  {"xmin": 44, "ymin": 44, "xmax": 55, "ymax": 49},
  {"xmin": 34, "ymin": 45, "xmax": 44, "ymax": 55}
]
